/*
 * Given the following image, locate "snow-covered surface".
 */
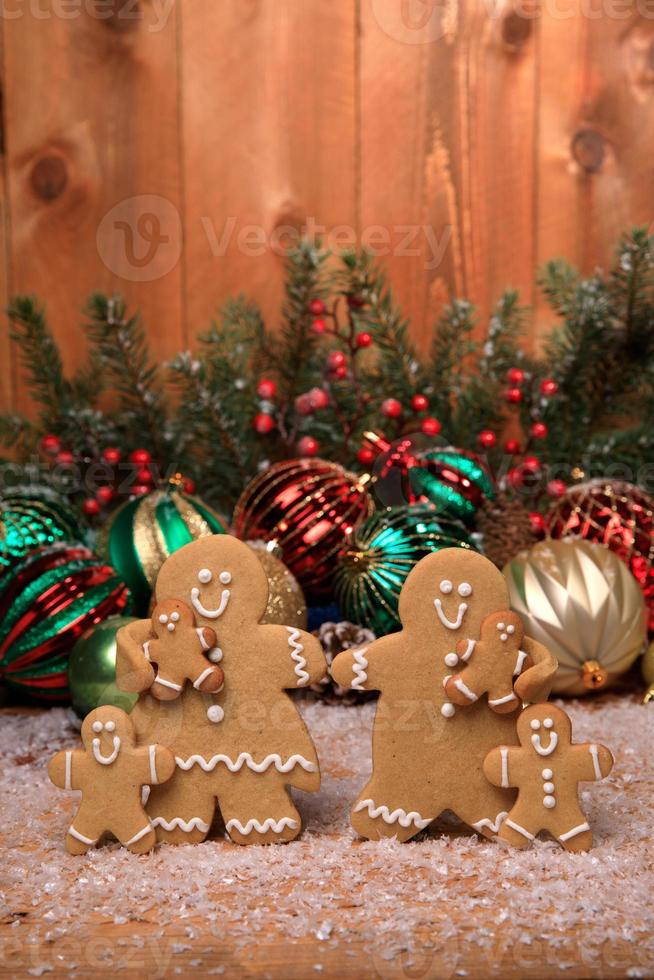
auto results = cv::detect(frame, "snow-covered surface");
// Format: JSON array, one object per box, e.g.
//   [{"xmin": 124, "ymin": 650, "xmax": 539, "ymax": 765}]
[{"xmin": 1, "ymin": 698, "xmax": 653, "ymax": 977}]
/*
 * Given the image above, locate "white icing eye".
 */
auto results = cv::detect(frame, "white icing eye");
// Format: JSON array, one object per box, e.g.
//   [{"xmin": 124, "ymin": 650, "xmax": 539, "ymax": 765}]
[
  {"xmin": 444, "ymin": 652, "xmax": 459, "ymax": 668},
  {"xmin": 530, "ymin": 719, "xmax": 541, "ymax": 730},
  {"xmin": 167, "ymin": 623, "xmax": 175, "ymax": 632},
  {"xmin": 440, "ymin": 580, "xmax": 453, "ymax": 594},
  {"xmin": 497, "ymin": 622, "xmax": 506, "ymax": 631},
  {"xmin": 159, "ymin": 614, "xmax": 168, "ymax": 624},
  {"xmin": 171, "ymin": 611, "xmax": 180, "ymax": 622},
  {"xmin": 105, "ymin": 720, "xmax": 115, "ymax": 733},
  {"xmin": 544, "ymin": 718, "xmax": 554, "ymax": 729},
  {"xmin": 458, "ymin": 582, "xmax": 472, "ymax": 598},
  {"xmin": 507, "ymin": 625, "xmax": 515, "ymax": 635},
  {"xmin": 92, "ymin": 720, "xmax": 103, "ymax": 733},
  {"xmin": 198, "ymin": 569, "xmax": 212, "ymax": 584},
  {"xmin": 219, "ymin": 571, "xmax": 232, "ymax": 585}
]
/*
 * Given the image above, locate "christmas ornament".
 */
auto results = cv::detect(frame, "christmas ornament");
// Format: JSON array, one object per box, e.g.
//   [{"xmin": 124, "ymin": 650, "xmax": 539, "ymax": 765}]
[
  {"xmin": 311, "ymin": 318, "xmax": 327, "ymax": 334},
  {"xmin": 334, "ymin": 504, "xmax": 473, "ymax": 635},
  {"xmin": 310, "ymin": 620, "xmax": 377, "ymax": 704},
  {"xmin": 381, "ymin": 398, "xmax": 402, "ymax": 419},
  {"xmin": 0, "ymin": 545, "xmax": 131, "ymax": 702},
  {"xmin": 530, "ymin": 422, "xmax": 548, "ymax": 439},
  {"xmin": 233, "ymin": 458, "xmax": 373, "ymax": 599},
  {"xmin": 253, "ymin": 412, "xmax": 275, "ymax": 434},
  {"xmin": 408, "ymin": 447, "xmax": 495, "ymax": 524},
  {"xmin": 355, "ymin": 331, "xmax": 372, "ymax": 348},
  {"xmin": 476, "ymin": 492, "xmax": 539, "ymax": 569},
  {"xmin": 68, "ymin": 616, "xmax": 139, "ymax": 719},
  {"xmin": 504, "ymin": 538, "xmax": 646, "ymax": 696},
  {"xmin": 246, "ymin": 540, "xmax": 307, "ymax": 630},
  {"xmin": 0, "ymin": 487, "xmax": 80, "ymax": 570},
  {"xmin": 546, "ymin": 480, "xmax": 654, "ymax": 633},
  {"xmin": 478, "ymin": 429, "xmax": 497, "ymax": 449},
  {"xmin": 308, "ymin": 298, "xmax": 326, "ymax": 315},
  {"xmin": 101, "ymin": 488, "xmax": 228, "ymax": 614}
]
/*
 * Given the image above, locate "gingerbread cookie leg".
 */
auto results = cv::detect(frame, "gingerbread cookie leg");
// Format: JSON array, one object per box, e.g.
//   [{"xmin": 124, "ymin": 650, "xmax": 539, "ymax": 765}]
[
  {"xmin": 147, "ymin": 767, "xmax": 216, "ymax": 845},
  {"xmin": 218, "ymin": 769, "xmax": 302, "ymax": 846},
  {"xmin": 350, "ymin": 780, "xmax": 435, "ymax": 842},
  {"xmin": 454, "ymin": 780, "xmax": 515, "ymax": 839},
  {"xmin": 66, "ymin": 803, "xmax": 105, "ymax": 855},
  {"xmin": 119, "ymin": 818, "xmax": 157, "ymax": 855},
  {"xmin": 497, "ymin": 802, "xmax": 537, "ymax": 850}
]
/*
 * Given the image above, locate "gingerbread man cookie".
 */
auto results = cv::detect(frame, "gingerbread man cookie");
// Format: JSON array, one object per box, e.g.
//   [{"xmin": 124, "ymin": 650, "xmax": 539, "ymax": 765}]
[
  {"xmin": 116, "ymin": 535, "xmax": 327, "ymax": 846},
  {"xmin": 146, "ymin": 599, "xmax": 223, "ymax": 701},
  {"xmin": 444, "ymin": 611, "xmax": 531, "ymax": 714},
  {"xmin": 48, "ymin": 706, "xmax": 175, "ymax": 854},
  {"xmin": 331, "ymin": 549, "xmax": 558, "ymax": 842},
  {"xmin": 484, "ymin": 703, "xmax": 613, "ymax": 852}
]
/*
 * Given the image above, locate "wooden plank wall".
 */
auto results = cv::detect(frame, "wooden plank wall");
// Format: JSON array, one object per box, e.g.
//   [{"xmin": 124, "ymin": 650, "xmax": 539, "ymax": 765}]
[{"xmin": 0, "ymin": 0, "xmax": 652, "ymax": 411}]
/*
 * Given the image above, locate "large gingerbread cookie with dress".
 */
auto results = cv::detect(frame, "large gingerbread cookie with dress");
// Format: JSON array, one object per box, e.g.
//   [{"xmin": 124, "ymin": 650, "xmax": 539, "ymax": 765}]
[
  {"xmin": 331, "ymin": 548, "xmax": 558, "ymax": 841},
  {"xmin": 116, "ymin": 535, "xmax": 327, "ymax": 846}
]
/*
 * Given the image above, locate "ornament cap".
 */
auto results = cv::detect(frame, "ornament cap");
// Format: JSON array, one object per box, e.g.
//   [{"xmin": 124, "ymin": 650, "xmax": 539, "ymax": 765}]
[{"xmin": 581, "ymin": 659, "xmax": 608, "ymax": 691}]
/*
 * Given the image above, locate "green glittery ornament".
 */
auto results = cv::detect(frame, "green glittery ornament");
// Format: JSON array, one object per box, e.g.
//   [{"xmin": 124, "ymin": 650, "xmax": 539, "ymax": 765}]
[
  {"xmin": 334, "ymin": 504, "xmax": 474, "ymax": 635},
  {"xmin": 409, "ymin": 448, "xmax": 495, "ymax": 525},
  {"xmin": 68, "ymin": 616, "xmax": 139, "ymax": 719},
  {"xmin": 0, "ymin": 487, "xmax": 81, "ymax": 569}
]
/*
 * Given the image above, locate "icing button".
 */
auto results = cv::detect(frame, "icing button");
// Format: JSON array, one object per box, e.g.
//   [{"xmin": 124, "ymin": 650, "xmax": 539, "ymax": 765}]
[
  {"xmin": 441, "ymin": 702, "xmax": 456, "ymax": 718},
  {"xmin": 543, "ymin": 795, "xmax": 556, "ymax": 809},
  {"xmin": 208, "ymin": 648, "xmax": 223, "ymax": 663},
  {"xmin": 207, "ymin": 705, "xmax": 225, "ymax": 724},
  {"xmin": 444, "ymin": 652, "xmax": 459, "ymax": 668},
  {"xmin": 542, "ymin": 768, "xmax": 553, "ymax": 779},
  {"xmin": 543, "ymin": 781, "xmax": 555, "ymax": 793}
]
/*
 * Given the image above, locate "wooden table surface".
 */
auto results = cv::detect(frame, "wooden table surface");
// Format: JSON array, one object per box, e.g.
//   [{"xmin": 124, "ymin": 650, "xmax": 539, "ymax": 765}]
[{"xmin": 1, "ymin": 697, "xmax": 652, "ymax": 980}]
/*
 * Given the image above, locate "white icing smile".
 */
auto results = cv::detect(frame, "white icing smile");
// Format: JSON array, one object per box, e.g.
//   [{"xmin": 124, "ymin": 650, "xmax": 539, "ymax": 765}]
[
  {"xmin": 191, "ymin": 569, "xmax": 232, "ymax": 618},
  {"xmin": 92, "ymin": 735, "xmax": 121, "ymax": 765},
  {"xmin": 434, "ymin": 598, "xmax": 468, "ymax": 630},
  {"xmin": 531, "ymin": 730, "xmax": 558, "ymax": 756}
]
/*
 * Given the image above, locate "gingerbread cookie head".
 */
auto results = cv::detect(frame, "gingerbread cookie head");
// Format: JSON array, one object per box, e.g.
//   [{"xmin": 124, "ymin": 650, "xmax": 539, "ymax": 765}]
[
  {"xmin": 81, "ymin": 705, "xmax": 136, "ymax": 761},
  {"xmin": 397, "ymin": 547, "xmax": 509, "ymax": 639},
  {"xmin": 516, "ymin": 702, "xmax": 572, "ymax": 755},
  {"xmin": 155, "ymin": 534, "xmax": 270, "ymax": 632},
  {"xmin": 152, "ymin": 598, "xmax": 196, "ymax": 635}
]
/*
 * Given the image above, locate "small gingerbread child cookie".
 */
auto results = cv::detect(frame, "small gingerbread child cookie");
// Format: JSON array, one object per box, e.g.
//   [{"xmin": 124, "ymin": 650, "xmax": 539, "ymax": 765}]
[
  {"xmin": 145, "ymin": 599, "xmax": 224, "ymax": 701},
  {"xmin": 444, "ymin": 611, "xmax": 531, "ymax": 714},
  {"xmin": 48, "ymin": 706, "xmax": 175, "ymax": 854},
  {"xmin": 483, "ymin": 703, "xmax": 613, "ymax": 852}
]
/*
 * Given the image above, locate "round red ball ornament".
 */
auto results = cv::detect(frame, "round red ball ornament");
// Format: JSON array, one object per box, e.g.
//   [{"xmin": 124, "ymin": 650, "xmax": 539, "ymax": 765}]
[
  {"xmin": 297, "ymin": 436, "xmax": 319, "ymax": 457},
  {"xmin": 182, "ymin": 477, "xmax": 196, "ymax": 494},
  {"xmin": 256, "ymin": 378, "xmax": 278, "ymax": 400},
  {"xmin": 102, "ymin": 447, "xmax": 122, "ymax": 466},
  {"xmin": 507, "ymin": 368, "xmax": 525, "ymax": 385},
  {"xmin": 523, "ymin": 456, "xmax": 541, "ymax": 472},
  {"xmin": 96, "ymin": 486, "xmax": 114, "ymax": 506},
  {"xmin": 504, "ymin": 439, "xmax": 521, "ymax": 455},
  {"xmin": 56, "ymin": 451, "xmax": 75, "ymax": 466},
  {"xmin": 421, "ymin": 417, "xmax": 442, "ymax": 436},
  {"xmin": 40, "ymin": 434, "xmax": 62, "ymax": 456},
  {"xmin": 381, "ymin": 398, "xmax": 402, "ymax": 419},
  {"xmin": 253, "ymin": 412, "xmax": 276, "ymax": 435},
  {"xmin": 355, "ymin": 331, "xmax": 373, "ymax": 349},
  {"xmin": 327, "ymin": 351, "xmax": 346, "ymax": 371},
  {"xmin": 547, "ymin": 479, "xmax": 567, "ymax": 498},
  {"xmin": 311, "ymin": 319, "xmax": 327, "ymax": 335},
  {"xmin": 478, "ymin": 430, "xmax": 497, "ymax": 449},
  {"xmin": 540, "ymin": 379, "xmax": 559, "ymax": 397},
  {"xmin": 411, "ymin": 394, "xmax": 429, "ymax": 413},
  {"xmin": 309, "ymin": 387, "xmax": 330, "ymax": 411},
  {"xmin": 357, "ymin": 447, "xmax": 376, "ymax": 467},
  {"xmin": 529, "ymin": 512, "xmax": 546, "ymax": 534},
  {"xmin": 308, "ymin": 299, "xmax": 326, "ymax": 316},
  {"xmin": 505, "ymin": 388, "xmax": 523, "ymax": 404},
  {"xmin": 546, "ymin": 480, "xmax": 654, "ymax": 632},
  {"xmin": 233, "ymin": 458, "xmax": 374, "ymax": 598},
  {"xmin": 130, "ymin": 448, "xmax": 152, "ymax": 467},
  {"xmin": 83, "ymin": 498, "xmax": 101, "ymax": 517},
  {"xmin": 530, "ymin": 422, "xmax": 548, "ymax": 439}
]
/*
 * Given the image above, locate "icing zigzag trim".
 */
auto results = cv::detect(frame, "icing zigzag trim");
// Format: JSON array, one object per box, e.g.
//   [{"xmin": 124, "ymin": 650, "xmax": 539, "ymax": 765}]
[
  {"xmin": 354, "ymin": 798, "xmax": 432, "ymax": 829},
  {"xmin": 286, "ymin": 627, "xmax": 309, "ymax": 686},
  {"xmin": 226, "ymin": 816, "xmax": 299, "ymax": 836},
  {"xmin": 351, "ymin": 648, "xmax": 369, "ymax": 690},
  {"xmin": 175, "ymin": 752, "xmax": 318, "ymax": 773},
  {"xmin": 151, "ymin": 816, "xmax": 210, "ymax": 833},
  {"xmin": 472, "ymin": 811, "xmax": 508, "ymax": 834}
]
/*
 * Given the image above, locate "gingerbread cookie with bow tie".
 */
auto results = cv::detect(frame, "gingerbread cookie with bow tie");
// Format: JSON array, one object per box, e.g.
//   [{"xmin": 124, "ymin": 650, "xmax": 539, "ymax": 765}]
[
  {"xmin": 484, "ymin": 703, "xmax": 613, "ymax": 852},
  {"xmin": 48, "ymin": 706, "xmax": 175, "ymax": 854}
]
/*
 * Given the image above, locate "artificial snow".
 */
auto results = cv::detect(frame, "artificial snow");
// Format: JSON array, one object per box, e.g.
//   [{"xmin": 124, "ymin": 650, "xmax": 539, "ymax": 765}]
[{"xmin": 1, "ymin": 698, "xmax": 653, "ymax": 976}]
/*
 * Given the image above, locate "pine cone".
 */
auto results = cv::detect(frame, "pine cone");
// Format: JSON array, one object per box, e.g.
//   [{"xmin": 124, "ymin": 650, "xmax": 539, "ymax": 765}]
[
  {"xmin": 477, "ymin": 491, "xmax": 538, "ymax": 569},
  {"xmin": 309, "ymin": 621, "xmax": 377, "ymax": 704}
]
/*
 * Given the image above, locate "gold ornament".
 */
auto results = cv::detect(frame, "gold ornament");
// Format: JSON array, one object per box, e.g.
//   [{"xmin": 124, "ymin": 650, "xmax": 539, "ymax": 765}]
[
  {"xmin": 504, "ymin": 538, "xmax": 647, "ymax": 696},
  {"xmin": 246, "ymin": 540, "xmax": 307, "ymax": 630},
  {"xmin": 643, "ymin": 641, "xmax": 654, "ymax": 704}
]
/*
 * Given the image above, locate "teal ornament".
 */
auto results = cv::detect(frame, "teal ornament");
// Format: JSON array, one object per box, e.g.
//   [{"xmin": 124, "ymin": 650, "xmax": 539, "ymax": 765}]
[
  {"xmin": 409, "ymin": 449, "xmax": 495, "ymax": 525},
  {"xmin": 0, "ymin": 486, "xmax": 80, "ymax": 570}
]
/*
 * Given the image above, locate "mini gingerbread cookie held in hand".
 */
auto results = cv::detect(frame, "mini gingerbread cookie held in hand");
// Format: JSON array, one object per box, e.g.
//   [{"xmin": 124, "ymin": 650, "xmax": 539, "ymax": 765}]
[
  {"xmin": 444, "ymin": 611, "xmax": 531, "ymax": 714},
  {"xmin": 483, "ymin": 703, "xmax": 613, "ymax": 852},
  {"xmin": 48, "ymin": 706, "xmax": 175, "ymax": 855},
  {"xmin": 146, "ymin": 599, "xmax": 224, "ymax": 701}
]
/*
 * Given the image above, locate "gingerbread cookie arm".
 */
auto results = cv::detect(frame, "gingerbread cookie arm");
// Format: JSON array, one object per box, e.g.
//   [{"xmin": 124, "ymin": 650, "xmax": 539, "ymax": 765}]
[
  {"xmin": 48, "ymin": 749, "xmax": 86, "ymax": 791},
  {"xmin": 331, "ymin": 634, "xmax": 398, "ymax": 693},
  {"xmin": 116, "ymin": 619, "xmax": 155, "ymax": 693},
  {"xmin": 513, "ymin": 636, "xmax": 558, "ymax": 704},
  {"xmin": 571, "ymin": 742, "xmax": 614, "ymax": 783},
  {"xmin": 132, "ymin": 744, "xmax": 176, "ymax": 787},
  {"xmin": 268, "ymin": 625, "xmax": 326, "ymax": 689},
  {"xmin": 483, "ymin": 745, "xmax": 522, "ymax": 789}
]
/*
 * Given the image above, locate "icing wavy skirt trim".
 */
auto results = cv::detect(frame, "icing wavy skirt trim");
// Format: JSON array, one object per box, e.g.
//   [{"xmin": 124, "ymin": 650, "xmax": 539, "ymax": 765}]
[
  {"xmin": 150, "ymin": 816, "xmax": 210, "ymax": 833},
  {"xmin": 226, "ymin": 816, "xmax": 299, "ymax": 836},
  {"xmin": 354, "ymin": 798, "xmax": 432, "ymax": 829},
  {"xmin": 175, "ymin": 752, "xmax": 318, "ymax": 773}
]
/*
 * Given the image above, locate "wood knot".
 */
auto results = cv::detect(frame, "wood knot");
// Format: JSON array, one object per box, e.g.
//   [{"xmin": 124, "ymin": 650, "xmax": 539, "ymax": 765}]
[
  {"xmin": 30, "ymin": 155, "xmax": 68, "ymax": 201},
  {"xmin": 571, "ymin": 129, "xmax": 606, "ymax": 174},
  {"xmin": 501, "ymin": 11, "xmax": 532, "ymax": 50}
]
